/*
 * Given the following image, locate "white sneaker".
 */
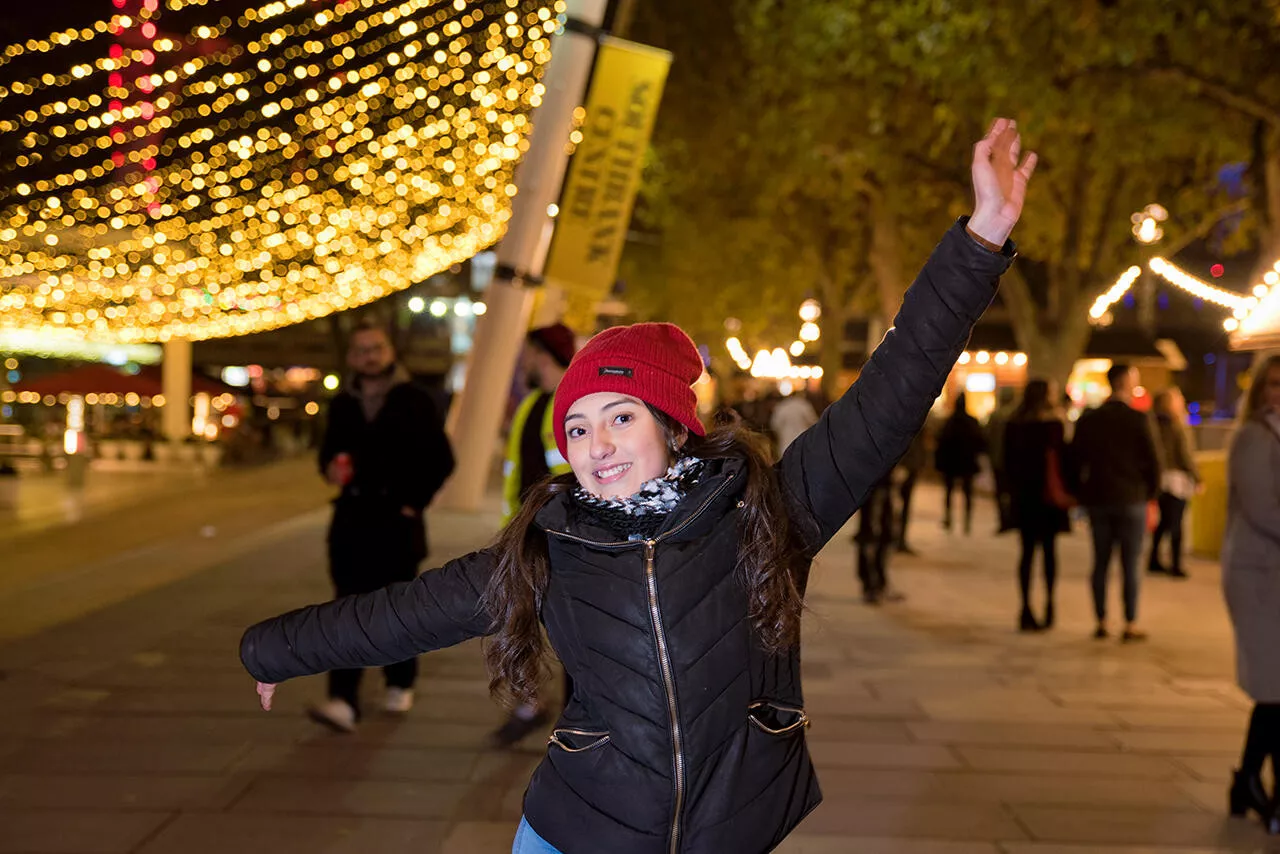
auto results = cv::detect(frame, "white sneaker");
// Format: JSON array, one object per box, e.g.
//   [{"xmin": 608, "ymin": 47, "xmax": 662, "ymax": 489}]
[
  {"xmin": 308, "ymin": 698, "xmax": 357, "ymax": 733},
  {"xmin": 383, "ymin": 687, "xmax": 414, "ymax": 714}
]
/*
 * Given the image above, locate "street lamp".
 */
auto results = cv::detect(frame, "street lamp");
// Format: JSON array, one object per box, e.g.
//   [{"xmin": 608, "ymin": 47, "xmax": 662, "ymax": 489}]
[{"xmin": 1132, "ymin": 203, "xmax": 1167, "ymax": 245}]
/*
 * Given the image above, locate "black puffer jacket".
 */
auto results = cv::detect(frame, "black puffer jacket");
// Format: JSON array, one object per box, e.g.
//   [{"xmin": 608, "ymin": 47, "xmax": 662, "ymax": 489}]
[{"xmin": 240, "ymin": 220, "xmax": 1013, "ymax": 854}]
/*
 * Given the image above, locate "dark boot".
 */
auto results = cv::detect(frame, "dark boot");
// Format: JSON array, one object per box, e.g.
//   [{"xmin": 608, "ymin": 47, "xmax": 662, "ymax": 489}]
[
  {"xmin": 1042, "ymin": 600, "xmax": 1055, "ymax": 630},
  {"xmin": 1019, "ymin": 606, "xmax": 1041, "ymax": 633},
  {"xmin": 1229, "ymin": 768, "xmax": 1273, "ymax": 825}
]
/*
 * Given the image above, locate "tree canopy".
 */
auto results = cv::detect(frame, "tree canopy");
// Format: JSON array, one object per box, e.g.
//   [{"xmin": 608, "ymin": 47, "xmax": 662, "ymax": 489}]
[{"xmin": 624, "ymin": 0, "xmax": 1273, "ymax": 388}]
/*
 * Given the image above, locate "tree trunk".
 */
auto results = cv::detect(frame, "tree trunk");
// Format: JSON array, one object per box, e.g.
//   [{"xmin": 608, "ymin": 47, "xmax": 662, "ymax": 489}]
[
  {"xmin": 1004, "ymin": 266, "xmax": 1094, "ymax": 394},
  {"xmin": 1025, "ymin": 306, "xmax": 1094, "ymax": 396},
  {"xmin": 868, "ymin": 197, "xmax": 907, "ymax": 330},
  {"xmin": 818, "ymin": 302, "xmax": 848, "ymax": 402},
  {"xmin": 813, "ymin": 267, "xmax": 850, "ymax": 402},
  {"xmin": 1257, "ymin": 128, "xmax": 1280, "ymax": 281}
]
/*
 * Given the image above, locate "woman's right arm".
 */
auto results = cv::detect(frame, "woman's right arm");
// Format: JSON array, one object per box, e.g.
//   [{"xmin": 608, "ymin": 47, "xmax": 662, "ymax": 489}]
[
  {"xmin": 1229, "ymin": 424, "xmax": 1280, "ymax": 545},
  {"xmin": 240, "ymin": 548, "xmax": 497, "ymax": 685}
]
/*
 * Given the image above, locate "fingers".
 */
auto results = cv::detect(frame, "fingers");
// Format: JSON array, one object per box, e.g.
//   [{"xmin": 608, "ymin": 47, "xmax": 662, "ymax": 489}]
[
  {"xmin": 1016, "ymin": 151, "xmax": 1039, "ymax": 183},
  {"xmin": 1009, "ymin": 133, "xmax": 1021, "ymax": 167},
  {"xmin": 975, "ymin": 118, "xmax": 1016, "ymax": 165},
  {"xmin": 256, "ymin": 681, "xmax": 275, "ymax": 711}
]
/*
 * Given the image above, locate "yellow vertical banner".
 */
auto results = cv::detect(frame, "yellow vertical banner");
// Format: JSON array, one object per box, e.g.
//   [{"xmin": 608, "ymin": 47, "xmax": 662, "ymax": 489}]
[{"xmin": 544, "ymin": 37, "xmax": 672, "ymax": 331}]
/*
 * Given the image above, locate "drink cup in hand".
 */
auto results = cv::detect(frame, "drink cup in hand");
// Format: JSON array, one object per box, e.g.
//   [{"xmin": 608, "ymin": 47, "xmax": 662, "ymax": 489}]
[{"xmin": 331, "ymin": 452, "xmax": 354, "ymax": 486}]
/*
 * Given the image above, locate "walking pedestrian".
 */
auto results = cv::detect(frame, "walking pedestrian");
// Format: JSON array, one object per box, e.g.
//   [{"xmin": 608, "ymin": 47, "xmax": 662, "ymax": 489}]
[
  {"xmin": 770, "ymin": 390, "xmax": 819, "ymax": 457},
  {"xmin": 857, "ymin": 474, "xmax": 900, "ymax": 604},
  {"xmin": 1002, "ymin": 379, "xmax": 1071, "ymax": 632},
  {"xmin": 491, "ymin": 323, "xmax": 578, "ymax": 748},
  {"xmin": 1223, "ymin": 354, "xmax": 1280, "ymax": 836},
  {"xmin": 309, "ymin": 320, "xmax": 456, "ymax": 732},
  {"xmin": 1067, "ymin": 363, "xmax": 1161, "ymax": 643},
  {"xmin": 987, "ymin": 386, "xmax": 1019, "ymax": 533},
  {"xmin": 241, "ymin": 118, "xmax": 1036, "ymax": 854},
  {"xmin": 935, "ymin": 391, "xmax": 987, "ymax": 533},
  {"xmin": 894, "ymin": 428, "xmax": 928, "ymax": 555},
  {"xmin": 1147, "ymin": 387, "xmax": 1199, "ymax": 579}
]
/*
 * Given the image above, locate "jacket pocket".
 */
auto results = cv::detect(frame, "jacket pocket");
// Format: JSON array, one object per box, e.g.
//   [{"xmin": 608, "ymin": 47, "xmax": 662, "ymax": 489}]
[
  {"xmin": 547, "ymin": 727, "xmax": 611, "ymax": 753},
  {"xmin": 747, "ymin": 700, "xmax": 810, "ymax": 736}
]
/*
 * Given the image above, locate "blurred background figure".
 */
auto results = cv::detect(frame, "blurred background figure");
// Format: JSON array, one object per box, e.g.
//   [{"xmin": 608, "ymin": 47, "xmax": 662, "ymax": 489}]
[
  {"xmin": 1148, "ymin": 387, "xmax": 1200, "ymax": 580},
  {"xmin": 935, "ymin": 391, "xmax": 988, "ymax": 534},
  {"xmin": 1003, "ymin": 379, "xmax": 1072, "ymax": 633},
  {"xmin": 771, "ymin": 388, "xmax": 819, "ymax": 457},
  {"xmin": 1223, "ymin": 355, "xmax": 1280, "ymax": 836},
  {"xmin": 986, "ymin": 386, "xmax": 1019, "ymax": 534},
  {"xmin": 491, "ymin": 323, "xmax": 577, "ymax": 748},
  {"xmin": 856, "ymin": 474, "xmax": 902, "ymax": 605},
  {"xmin": 311, "ymin": 321, "xmax": 456, "ymax": 732},
  {"xmin": 1068, "ymin": 363, "xmax": 1161, "ymax": 643},
  {"xmin": 894, "ymin": 429, "xmax": 929, "ymax": 556}
]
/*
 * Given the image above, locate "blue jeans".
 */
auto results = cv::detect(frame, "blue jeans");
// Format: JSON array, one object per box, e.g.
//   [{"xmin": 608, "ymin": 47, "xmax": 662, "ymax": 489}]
[
  {"xmin": 1086, "ymin": 504, "xmax": 1147, "ymax": 623},
  {"xmin": 513, "ymin": 817, "xmax": 562, "ymax": 854}
]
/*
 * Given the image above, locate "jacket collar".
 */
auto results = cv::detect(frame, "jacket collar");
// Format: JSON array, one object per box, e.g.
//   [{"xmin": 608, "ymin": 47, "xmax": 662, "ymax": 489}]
[{"xmin": 535, "ymin": 456, "xmax": 748, "ymax": 547}]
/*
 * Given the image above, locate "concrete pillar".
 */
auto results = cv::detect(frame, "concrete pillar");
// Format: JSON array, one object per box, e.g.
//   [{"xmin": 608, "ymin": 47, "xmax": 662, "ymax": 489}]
[
  {"xmin": 436, "ymin": 0, "xmax": 609, "ymax": 512},
  {"xmin": 161, "ymin": 338, "xmax": 192, "ymax": 443}
]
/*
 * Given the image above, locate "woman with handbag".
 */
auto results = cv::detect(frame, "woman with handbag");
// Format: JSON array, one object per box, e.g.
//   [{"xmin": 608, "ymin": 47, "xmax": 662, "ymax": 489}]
[
  {"xmin": 1002, "ymin": 379, "xmax": 1072, "ymax": 632},
  {"xmin": 1147, "ymin": 387, "xmax": 1199, "ymax": 579},
  {"xmin": 1223, "ymin": 355, "xmax": 1280, "ymax": 835}
]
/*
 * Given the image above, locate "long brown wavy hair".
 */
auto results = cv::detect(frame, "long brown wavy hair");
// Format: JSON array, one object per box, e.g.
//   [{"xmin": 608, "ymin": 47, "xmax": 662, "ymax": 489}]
[
  {"xmin": 481, "ymin": 407, "xmax": 812, "ymax": 707},
  {"xmin": 1240, "ymin": 354, "xmax": 1280, "ymax": 424}
]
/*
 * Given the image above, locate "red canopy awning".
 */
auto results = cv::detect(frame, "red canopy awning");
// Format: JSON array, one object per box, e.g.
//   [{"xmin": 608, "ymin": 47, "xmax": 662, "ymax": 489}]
[{"xmin": 13, "ymin": 364, "xmax": 232, "ymax": 398}]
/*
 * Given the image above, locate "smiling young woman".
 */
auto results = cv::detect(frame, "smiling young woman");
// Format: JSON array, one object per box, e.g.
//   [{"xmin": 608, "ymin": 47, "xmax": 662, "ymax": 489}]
[{"xmin": 241, "ymin": 118, "xmax": 1036, "ymax": 854}]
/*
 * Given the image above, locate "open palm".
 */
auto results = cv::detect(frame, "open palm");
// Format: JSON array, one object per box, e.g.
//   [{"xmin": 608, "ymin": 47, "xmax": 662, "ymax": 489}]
[{"xmin": 968, "ymin": 118, "xmax": 1037, "ymax": 246}]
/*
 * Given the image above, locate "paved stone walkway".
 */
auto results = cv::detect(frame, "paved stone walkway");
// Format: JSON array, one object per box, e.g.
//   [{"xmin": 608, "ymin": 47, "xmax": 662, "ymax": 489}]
[{"xmin": 1, "ymin": 475, "xmax": 1278, "ymax": 853}]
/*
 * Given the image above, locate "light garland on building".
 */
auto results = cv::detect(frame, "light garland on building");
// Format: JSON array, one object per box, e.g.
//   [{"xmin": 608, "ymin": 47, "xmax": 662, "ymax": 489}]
[
  {"xmin": 1148, "ymin": 257, "xmax": 1251, "ymax": 312},
  {"xmin": 1089, "ymin": 265, "xmax": 1142, "ymax": 324},
  {"xmin": 1231, "ymin": 261, "xmax": 1280, "ymax": 336},
  {"xmin": 1089, "ymin": 257, "xmax": 1260, "ymax": 329},
  {"xmin": 0, "ymin": 0, "xmax": 561, "ymax": 342}
]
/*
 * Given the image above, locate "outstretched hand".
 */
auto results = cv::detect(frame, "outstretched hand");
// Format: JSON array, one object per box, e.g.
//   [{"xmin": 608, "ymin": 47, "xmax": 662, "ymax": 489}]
[
  {"xmin": 256, "ymin": 681, "xmax": 276, "ymax": 711},
  {"xmin": 968, "ymin": 118, "xmax": 1037, "ymax": 248}
]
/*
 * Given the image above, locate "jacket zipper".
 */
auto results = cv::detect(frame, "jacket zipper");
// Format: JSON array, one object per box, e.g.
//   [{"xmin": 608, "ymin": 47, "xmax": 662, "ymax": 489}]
[
  {"xmin": 550, "ymin": 472, "xmax": 736, "ymax": 854},
  {"xmin": 647, "ymin": 474, "xmax": 735, "ymax": 854},
  {"xmin": 644, "ymin": 537, "xmax": 684, "ymax": 854}
]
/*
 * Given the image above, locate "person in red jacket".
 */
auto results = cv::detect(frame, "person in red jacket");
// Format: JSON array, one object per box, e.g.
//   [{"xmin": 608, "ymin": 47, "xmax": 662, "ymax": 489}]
[{"xmin": 242, "ymin": 119, "xmax": 1036, "ymax": 854}]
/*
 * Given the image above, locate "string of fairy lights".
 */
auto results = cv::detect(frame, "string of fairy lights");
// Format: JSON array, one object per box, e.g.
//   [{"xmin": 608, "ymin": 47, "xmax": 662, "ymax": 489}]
[
  {"xmin": 1088, "ymin": 254, "xmax": 1280, "ymax": 334},
  {"xmin": 0, "ymin": 0, "xmax": 562, "ymax": 343}
]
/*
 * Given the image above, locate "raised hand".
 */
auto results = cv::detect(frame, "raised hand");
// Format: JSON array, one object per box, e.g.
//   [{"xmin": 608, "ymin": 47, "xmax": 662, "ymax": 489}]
[
  {"xmin": 256, "ymin": 680, "xmax": 276, "ymax": 711},
  {"xmin": 968, "ymin": 118, "xmax": 1037, "ymax": 248}
]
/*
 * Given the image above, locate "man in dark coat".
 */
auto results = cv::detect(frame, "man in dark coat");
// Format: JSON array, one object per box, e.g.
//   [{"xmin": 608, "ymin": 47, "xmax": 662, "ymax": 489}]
[
  {"xmin": 895, "ymin": 428, "xmax": 929, "ymax": 554},
  {"xmin": 935, "ymin": 391, "xmax": 988, "ymax": 533},
  {"xmin": 1067, "ymin": 363, "xmax": 1160, "ymax": 643},
  {"xmin": 311, "ymin": 320, "xmax": 456, "ymax": 731}
]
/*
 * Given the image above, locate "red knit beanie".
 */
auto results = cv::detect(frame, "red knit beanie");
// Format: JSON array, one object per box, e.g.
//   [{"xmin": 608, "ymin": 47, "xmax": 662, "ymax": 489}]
[{"xmin": 553, "ymin": 322, "xmax": 706, "ymax": 459}]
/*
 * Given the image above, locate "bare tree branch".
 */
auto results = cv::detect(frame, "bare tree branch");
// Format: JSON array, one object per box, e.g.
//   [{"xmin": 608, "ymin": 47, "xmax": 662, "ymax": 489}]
[
  {"xmin": 1148, "ymin": 64, "xmax": 1280, "ymax": 127},
  {"xmin": 1084, "ymin": 167, "xmax": 1127, "ymax": 285},
  {"xmin": 1161, "ymin": 198, "xmax": 1251, "ymax": 257},
  {"xmin": 997, "ymin": 265, "xmax": 1040, "ymax": 354},
  {"xmin": 1057, "ymin": 133, "xmax": 1096, "ymax": 313}
]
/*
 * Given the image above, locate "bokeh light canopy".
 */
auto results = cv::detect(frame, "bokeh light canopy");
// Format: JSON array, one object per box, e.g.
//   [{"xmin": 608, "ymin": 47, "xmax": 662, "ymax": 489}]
[{"xmin": 0, "ymin": 0, "xmax": 561, "ymax": 342}]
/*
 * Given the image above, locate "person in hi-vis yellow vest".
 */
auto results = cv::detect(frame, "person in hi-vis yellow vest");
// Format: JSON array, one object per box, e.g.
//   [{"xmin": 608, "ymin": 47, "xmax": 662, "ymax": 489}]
[{"xmin": 492, "ymin": 323, "xmax": 577, "ymax": 747}]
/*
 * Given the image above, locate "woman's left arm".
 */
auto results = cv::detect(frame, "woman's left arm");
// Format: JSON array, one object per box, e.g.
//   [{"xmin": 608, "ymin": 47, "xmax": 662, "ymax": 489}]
[{"xmin": 778, "ymin": 119, "xmax": 1035, "ymax": 551}]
